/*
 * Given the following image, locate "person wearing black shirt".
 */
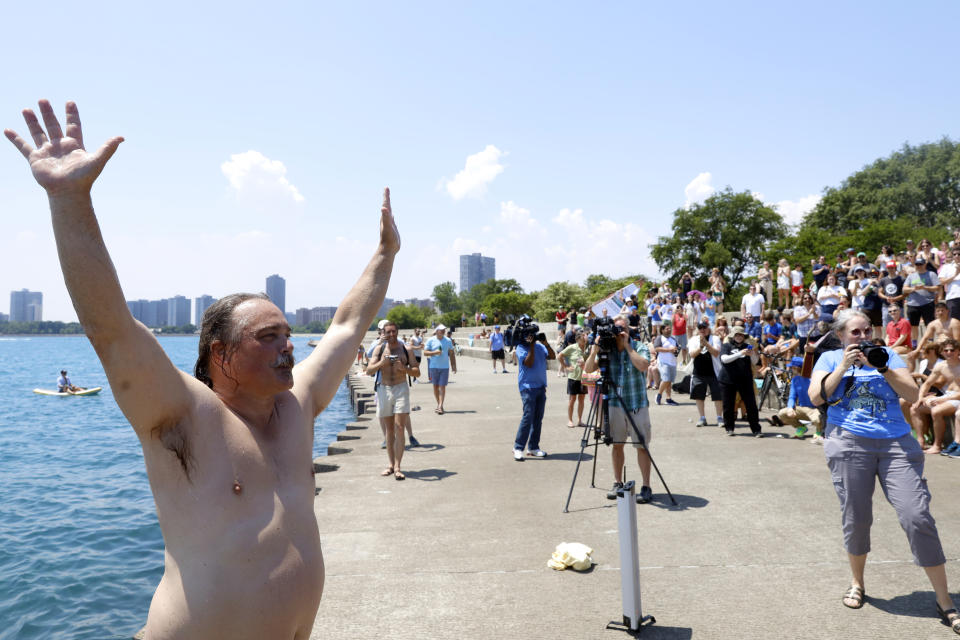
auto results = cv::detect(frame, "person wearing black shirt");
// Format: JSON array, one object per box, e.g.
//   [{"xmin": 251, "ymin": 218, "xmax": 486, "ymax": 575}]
[
  {"xmin": 689, "ymin": 321, "xmax": 723, "ymax": 427},
  {"xmin": 878, "ymin": 261, "xmax": 905, "ymax": 329},
  {"xmin": 811, "ymin": 255, "xmax": 830, "ymax": 289},
  {"xmin": 718, "ymin": 326, "xmax": 762, "ymax": 436}
]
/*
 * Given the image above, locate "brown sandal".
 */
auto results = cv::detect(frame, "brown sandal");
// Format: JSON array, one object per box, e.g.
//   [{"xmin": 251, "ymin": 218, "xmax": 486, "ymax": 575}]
[
  {"xmin": 394, "ymin": 470, "xmax": 405, "ymax": 481},
  {"xmin": 937, "ymin": 604, "xmax": 960, "ymax": 634},
  {"xmin": 842, "ymin": 585, "xmax": 865, "ymax": 609},
  {"xmin": 380, "ymin": 467, "xmax": 393, "ymax": 476}
]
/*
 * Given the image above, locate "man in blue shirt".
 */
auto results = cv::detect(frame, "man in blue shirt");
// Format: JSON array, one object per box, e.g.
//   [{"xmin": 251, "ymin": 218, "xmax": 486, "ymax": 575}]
[
  {"xmin": 768, "ymin": 357, "xmax": 820, "ymax": 438},
  {"xmin": 744, "ymin": 313, "xmax": 762, "ymax": 341},
  {"xmin": 513, "ymin": 329, "xmax": 556, "ymax": 460},
  {"xmin": 424, "ymin": 325, "xmax": 457, "ymax": 414},
  {"xmin": 489, "ymin": 325, "xmax": 508, "ymax": 373}
]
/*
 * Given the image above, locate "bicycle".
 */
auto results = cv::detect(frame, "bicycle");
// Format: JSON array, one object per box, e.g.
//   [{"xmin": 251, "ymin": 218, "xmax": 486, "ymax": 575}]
[{"xmin": 757, "ymin": 353, "xmax": 793, "ymax": 410}]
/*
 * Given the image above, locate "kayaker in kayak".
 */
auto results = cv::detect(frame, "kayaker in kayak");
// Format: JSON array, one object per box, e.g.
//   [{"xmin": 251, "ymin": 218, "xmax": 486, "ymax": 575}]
[{"xmin": 56, "ymin": 370, "xmax": 84, "ymax": 393}]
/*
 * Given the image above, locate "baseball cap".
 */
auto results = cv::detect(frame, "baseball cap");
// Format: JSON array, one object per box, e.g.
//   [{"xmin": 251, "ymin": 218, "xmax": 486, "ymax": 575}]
[
  {"xmin": 697, "ymin": 320, "xmax": 710, "ymax": 329},
  {"xmin": 731, "ymin": 326, "xmax": 746, "ymax": 336},
  {"xmin": 846, "ymin": 247, "xmax": 855, "ymax": 253},
  {"xmin": 856, "ymin": 251, "xmax": 866, "ymax": 257},
  {"xmin": 915, "ymin": 256, "xmax": 927, "ymax": 264},
  {"xmin": 377, "ymin": 319, "xmax": 388, "ymax": 329},
  {"xmin": 435, "ymin": 324, "xmax": 447, "ymax": 332},
  {"xmin": 886, "ymin": 260, "xmax": 897, "ymax": 269},
  {"xmin": 789, "ymin": 356, "xmax": 804, "ymax": 368},
  {"xmin": 854, "ymin": 265, "xmax": 866, "ymax": 272},
  {"xmin": 493, "ymin": 325, "xmax": 500, "ymax": 329}
]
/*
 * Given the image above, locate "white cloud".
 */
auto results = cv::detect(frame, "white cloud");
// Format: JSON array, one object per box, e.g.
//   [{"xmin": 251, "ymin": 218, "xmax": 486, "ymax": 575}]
[
  {"xmin": 775, "ymin": 194, "xmax": 821, "ymax": 225},
  {"xmin": 443, "ymin": 145, "xmax": 505, "ymax": 200},
  {"xmin": 498, "ymin": 200, "xmax": 539, "ymax": 230},
  {"xmin": 221, "ymin": 150, "xmax": 304, "ymax": 204},
  {"xmin": 684, "ymin": 172, "xmax": 715, "ymax": 207},
  {"xmin": 432, "ymin": 203, "xmax": 659, "ymax": 294}
]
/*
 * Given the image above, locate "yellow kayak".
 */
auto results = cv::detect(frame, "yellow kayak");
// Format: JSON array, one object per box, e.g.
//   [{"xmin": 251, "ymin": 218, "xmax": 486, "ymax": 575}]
[{"xmin": 33, "ymin": 387, "xmax": 103, "ymax": 397}]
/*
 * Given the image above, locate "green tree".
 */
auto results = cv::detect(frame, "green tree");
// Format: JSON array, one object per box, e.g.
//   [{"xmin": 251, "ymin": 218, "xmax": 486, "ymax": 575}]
[
  {"xmin": 460, "ymin": 278, "xmax": 524, "ymax": 315},
  {"xmin": 432, "ymin": 282, "xmax": 459, "ymax": 313},
  {"xmin": 530, "ymin": 282, "xmax": 590, "ymax": 322},
  {"xmin": 481, "ymin": 291, "xmax": 533, "ymax": 320},
  {"xmin": 802, "ymin": 138, "xmax": 960, "ymax": 232},
  {"xmin": 386, "ymin": 304, "xmax": 429, "ymax": 329},
  {"xmin": 650, "ymin": 188, "xmax": 787, "ymax": 290}
]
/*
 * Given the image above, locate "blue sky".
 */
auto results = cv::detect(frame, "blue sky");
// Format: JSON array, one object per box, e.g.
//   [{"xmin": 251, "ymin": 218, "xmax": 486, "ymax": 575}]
[{"xmin": 2, "ymin": 1, "xmax": 958, "ymax": 321}]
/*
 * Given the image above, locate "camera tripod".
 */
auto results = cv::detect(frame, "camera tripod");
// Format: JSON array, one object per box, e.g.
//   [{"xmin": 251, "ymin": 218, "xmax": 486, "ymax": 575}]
[{"xmin": 563, "ymin": 353, "xmax": 677, "ymax": 512}]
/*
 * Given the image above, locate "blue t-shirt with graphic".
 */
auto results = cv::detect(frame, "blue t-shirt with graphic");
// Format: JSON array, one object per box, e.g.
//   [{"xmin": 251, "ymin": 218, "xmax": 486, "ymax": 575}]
[
  {"xmin": 490, "ymin": 332, "xmax": 504, "ymax": 350},
  {"xmin": 813, "ymin": 348, "xmax": 910, "ymax": 438}
]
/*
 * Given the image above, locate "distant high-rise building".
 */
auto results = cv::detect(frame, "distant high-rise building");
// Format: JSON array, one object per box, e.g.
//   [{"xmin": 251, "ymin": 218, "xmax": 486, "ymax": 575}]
[
  {"xmin": 167, "ymin": 296, "xmax": 191, "ymax": 327},
  {"xmin": 459, "ymin": 253, "xmax": 496, "ymax": 293},
  {"xmin": 377, "ymin": 298, "xmax": 397, "ymax": 318},
  {"xmin": 10, "ymin": 289, "xmax": 43, "ymax": 322},
  {"xmin": 295, "ymin": 306, "xmax": 337, "ymax": 326},
  {"xmin": 266, "ymin": 274, "xmax": 286, "ymax": 314},
  {"xmin": 404, "ymin": 298, "xmax": 435, "ymax": 311},
  {"xmin": 127, "ymin": 300, "xmax": 144, "ymax": 322},
  {"xmin": 195, "ymin": 295, "xmax": 216, "ymax": 326},
  {"xmin": 0, "ymin": 312, "xmax": 8, "ymax": 323}
]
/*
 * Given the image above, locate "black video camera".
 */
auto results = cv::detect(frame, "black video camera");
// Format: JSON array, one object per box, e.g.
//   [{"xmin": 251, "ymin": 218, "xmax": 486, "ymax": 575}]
[
  {"xmin": 504, "ymin": 315, "xmax": 543, "ymax": 347},
  {"xmin": 594, "ymin": 316, "xmax": 638, "ymax": 352},
  {"xmin": 857, "ymin": 341, "xmax": 889, "ymax": 368}
]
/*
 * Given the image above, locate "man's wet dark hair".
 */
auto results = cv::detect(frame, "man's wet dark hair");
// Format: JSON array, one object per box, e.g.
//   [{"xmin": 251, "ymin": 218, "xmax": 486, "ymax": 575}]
[{"xmin": 194, "ymin": 293, "xmax": 272, "ymax": 388}]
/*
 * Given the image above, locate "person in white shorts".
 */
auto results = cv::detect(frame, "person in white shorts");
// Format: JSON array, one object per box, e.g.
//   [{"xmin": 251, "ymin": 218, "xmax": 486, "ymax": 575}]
[{"xmin": 367, "ymin": 321, "xmax": 420, "ymax": 480}]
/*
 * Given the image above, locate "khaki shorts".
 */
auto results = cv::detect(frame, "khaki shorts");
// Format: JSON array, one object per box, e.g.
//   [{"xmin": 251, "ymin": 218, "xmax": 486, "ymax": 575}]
[
  {"xmin": 608, "ymin": 405, "xmax": 651, "ymax": 449},
  {"xmin": 376, "ymin": 383, "xmax": 411, "ymax": 418}
]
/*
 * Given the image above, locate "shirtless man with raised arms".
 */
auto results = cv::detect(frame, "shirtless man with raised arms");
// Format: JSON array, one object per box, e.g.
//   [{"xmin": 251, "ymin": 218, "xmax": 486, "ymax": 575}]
[{"xmin": 5, "ymin": 100, "xmax": 400, "ymax": 639}]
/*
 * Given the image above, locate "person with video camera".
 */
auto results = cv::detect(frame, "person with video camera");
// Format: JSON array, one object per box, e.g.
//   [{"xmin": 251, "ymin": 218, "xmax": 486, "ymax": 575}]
[
  {"xmin": 583, "ymin": 314, "xmax": 655, "ymax": 504},
  {"xmin": 809, "ymin": 309, "xmax": 960, "ymax": 632},
  {"xmin": 512, "ymin": 319, "xmax": 556, "ymax": 461}
]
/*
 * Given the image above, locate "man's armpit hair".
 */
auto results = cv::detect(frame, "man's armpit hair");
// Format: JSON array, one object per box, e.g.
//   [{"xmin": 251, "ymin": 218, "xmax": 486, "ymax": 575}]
[{"xmin": 152, "ymin": 419, "xmax": 195, "ymax": 481}]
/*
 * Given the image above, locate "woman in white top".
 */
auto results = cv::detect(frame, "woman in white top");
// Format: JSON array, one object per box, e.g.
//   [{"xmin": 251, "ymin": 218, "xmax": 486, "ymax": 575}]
[
  {"xmin": 790, "ymin": 263, "xmax": 804, "ymax": 306},
  {"xmin": 817, "ymin": 272, "xmax": 847, "ymax": 320},
  {"xmin": 777, "ymin": 258, "xmax": 791, "ymax": 310},
  {"xmin": 939, "ymin": 247, "xmax": 960, "ymax": 321}
]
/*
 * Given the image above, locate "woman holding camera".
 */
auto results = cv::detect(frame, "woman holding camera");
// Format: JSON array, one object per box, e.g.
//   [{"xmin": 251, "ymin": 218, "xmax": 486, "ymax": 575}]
[
  {"xmin": 718, "ymin": 326, "xmax": 762, "ymax": 436},
  {"xmin": 810, "ymin": 309, "xmax": 959, "ymax": 633}
]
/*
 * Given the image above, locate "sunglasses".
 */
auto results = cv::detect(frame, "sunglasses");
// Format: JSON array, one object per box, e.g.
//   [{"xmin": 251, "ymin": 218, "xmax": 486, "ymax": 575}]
[
  {"xmin": 943, "ymin": 348, "xmax": 957, "ymax": 354},
  {"xmin": 847, "ymin": 328, "xmax": 871, "ymax": 337}
]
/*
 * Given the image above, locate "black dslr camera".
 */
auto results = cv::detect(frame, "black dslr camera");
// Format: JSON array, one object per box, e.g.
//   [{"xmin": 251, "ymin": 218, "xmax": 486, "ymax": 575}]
[{"xmin": 857, "ymin": 341, "xmax": 889, "ymax": 368}]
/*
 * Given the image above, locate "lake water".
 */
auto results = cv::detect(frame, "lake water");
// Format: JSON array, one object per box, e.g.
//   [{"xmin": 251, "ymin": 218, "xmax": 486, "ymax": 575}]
[{"xmin": 0, "ymin": 335, "xmax": 354, "ymax": 640}]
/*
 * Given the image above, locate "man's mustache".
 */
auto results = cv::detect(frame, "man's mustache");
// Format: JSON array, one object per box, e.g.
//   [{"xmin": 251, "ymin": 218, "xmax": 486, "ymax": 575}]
[{"xmin": 272, "ymin": 353, "xmax": 295, "ymax": 368}]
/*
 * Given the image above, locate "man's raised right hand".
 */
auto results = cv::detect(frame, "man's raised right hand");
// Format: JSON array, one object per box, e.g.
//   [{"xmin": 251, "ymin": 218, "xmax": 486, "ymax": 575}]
[{"xmin": 4, "ymin": 100, "xmax": 123, "ymax": 197}]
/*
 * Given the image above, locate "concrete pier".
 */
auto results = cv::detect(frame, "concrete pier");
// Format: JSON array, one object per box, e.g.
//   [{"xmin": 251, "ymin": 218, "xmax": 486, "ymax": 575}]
[{"xmin": 309, "ymin": 343, "xmax": 960, "ymax": 640}]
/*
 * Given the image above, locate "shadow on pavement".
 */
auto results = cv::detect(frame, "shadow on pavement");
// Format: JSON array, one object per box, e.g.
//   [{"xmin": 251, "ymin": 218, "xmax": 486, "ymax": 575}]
[
  {"xmin": 408, "ymin": 443, "xmax": 445, "ymax": 453},
  {"xmin": 544, "ymin": 451, "xmax": 594, "ymax": 461},
  {"xmin": 402, "ymin": 468, "xmax": 457, "ymax": 482},
  {"xmin": 867, "ymin": 589, "xmax": 958, "ymax": 618},
  {"xmin": 653, "ymin": 493, "xmax": 709, "ymax": 511}
]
